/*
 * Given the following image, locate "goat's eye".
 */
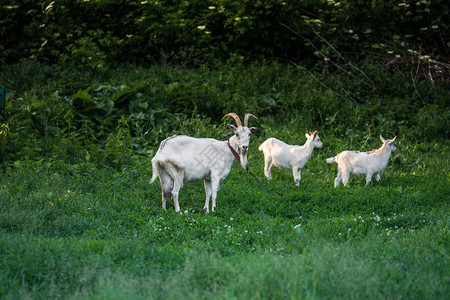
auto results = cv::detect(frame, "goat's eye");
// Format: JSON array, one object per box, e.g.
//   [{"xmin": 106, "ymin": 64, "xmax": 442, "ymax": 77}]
[{"xmin": 236, "ymin": 133, "xmax": 239, "ymax": 138}]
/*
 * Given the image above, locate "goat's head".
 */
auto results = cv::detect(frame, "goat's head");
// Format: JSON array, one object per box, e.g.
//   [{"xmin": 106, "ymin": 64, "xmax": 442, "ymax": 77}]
[
  {"xmin": 306, "ymin": 131, "xmax": 323, "ymax": 148},
  {"xmin": 380, "ymin": 135, "xmax": 397, "ymax": 152},
  {"xmin": 222, "ymin": 112, "xmax": 257, "ymax": 169}
]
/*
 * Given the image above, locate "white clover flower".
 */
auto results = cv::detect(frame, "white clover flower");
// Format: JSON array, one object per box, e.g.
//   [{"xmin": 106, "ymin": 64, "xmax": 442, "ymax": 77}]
[{"xmin": 293, "ymin": 224, "xmax": 302, "ymax": 230}]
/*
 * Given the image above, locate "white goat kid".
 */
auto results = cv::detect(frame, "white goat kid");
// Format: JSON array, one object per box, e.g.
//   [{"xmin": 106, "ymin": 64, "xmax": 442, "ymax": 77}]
[
  {"xmin": 151, "ymin": 113, "xmax": 257, "ymax": 213},
  {"xmin": 326, "ymin": 136, "xmax": 397, "ymax": 187},
  {"xmin": 258, "ymin": 131, "xmax": 323, "ymax": 186}
]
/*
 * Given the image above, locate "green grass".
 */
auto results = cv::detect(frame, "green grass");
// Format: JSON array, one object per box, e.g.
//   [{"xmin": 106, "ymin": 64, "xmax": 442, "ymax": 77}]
[
  {"xmin": 0, "ymin": 61, "xmax": 448, "ymax": 299},
  {"xmin": 0, "ymin": 145, "xmax": 448, "ymax": 299}
]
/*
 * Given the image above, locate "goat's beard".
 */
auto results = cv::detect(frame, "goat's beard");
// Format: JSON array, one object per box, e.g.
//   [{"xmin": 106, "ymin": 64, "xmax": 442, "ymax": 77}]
[{"xmin": 240, "ymin": 153, "xmax": 248, "ymax": 170}]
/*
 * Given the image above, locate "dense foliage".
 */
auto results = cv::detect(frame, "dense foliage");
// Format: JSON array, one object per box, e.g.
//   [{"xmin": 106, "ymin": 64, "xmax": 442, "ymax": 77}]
[
  {"xmin": 0, "ymin": 60, "xmax": 448, "ymax": 171},
  {"xmin": 1, "ymin": 1, "xmax": 449, "ymax": 72}
]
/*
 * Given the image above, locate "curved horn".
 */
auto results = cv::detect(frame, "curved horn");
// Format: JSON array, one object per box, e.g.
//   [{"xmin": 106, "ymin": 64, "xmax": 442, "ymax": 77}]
[
  {"xmin": 222, "ymin": 113, "xmax": 242, "ymax": 127},
  {"xmin": 244, "ymin": 113, "xmax": 257, "ymax": 127}
]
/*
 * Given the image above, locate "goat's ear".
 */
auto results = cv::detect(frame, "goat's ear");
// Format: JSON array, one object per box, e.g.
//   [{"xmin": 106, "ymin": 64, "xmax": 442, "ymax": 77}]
[
  {"xmin": 305, "ymin": 133, "xmax": 310, "ymax": 139},
  {"xmin": 249, "ymin": 127, "xmax": 257, "ymax": 132},
  {"xmin": 380, "ymin": 135, "xmax": 386, "ymax": 143},
  {"xmin": 228, "ymin": 124, "xmax": 238, "ymax": 132}
]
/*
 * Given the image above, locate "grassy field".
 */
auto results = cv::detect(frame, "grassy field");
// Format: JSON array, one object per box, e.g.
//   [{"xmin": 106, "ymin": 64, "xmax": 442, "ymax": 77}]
[
  {"xmin": 0, "ymin": 133, "xmax": 448, "ymax": 299},
  {"xmin": 0, "ymin": 62, "xmax": 448, "ymax": 299}
]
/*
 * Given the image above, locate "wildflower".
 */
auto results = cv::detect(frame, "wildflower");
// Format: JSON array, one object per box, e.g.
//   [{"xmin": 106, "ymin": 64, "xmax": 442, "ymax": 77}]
[
  {"xmin": 230, "ymin": 217, "xmax": 233, "ymax": 221},
  {"xmin": 197, "ymin": 25, "xmax": 206, "ymax": 30},
  {"xmin": 208, "ymin": 6, "xmax": 216, "ymax": 9}
]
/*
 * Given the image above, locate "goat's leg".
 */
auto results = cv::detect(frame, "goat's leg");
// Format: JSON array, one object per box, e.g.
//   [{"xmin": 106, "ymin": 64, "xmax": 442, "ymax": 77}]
[
  {"xmin": 171, "ymin": 174, "xmax": 184, "ymax": 213},
  {"xmin": 375, "ymin": 174, "xmax": 381, "ymax": 182},
  {"xmin": 334, "ymin": 168, "xmax": 342, "ymax": 188},
  {"xmin": 203, "ymin": 179, "xmax": 212, "ymax": 213},
  {"xmin": 163, "ymin": 162, "xmax": 184, "ymax": 212},
  {"xmin": 159, "ymin": 170, "xmax": 173, "ymax": 210},
  {"xmin": 365, "ymin": 173, "xmax": 373, "ymax": 186},
  {"xmin": 171, "ymin": 180, "xmax": 182, "ymax": 212},
  {"xmin": 293, "ymin": 167, "xmax": 301, "ymax": 186},
  {"xmin": 264, "ymin": 156, "xmax": 273, "ymax": 179},
  {"xmin": 341, "ymin": 168, "xmax": 350, "ymax": 187},
  {"xmin": 210, "ymin": 176, "xmax": 220, "ymax": 213}
]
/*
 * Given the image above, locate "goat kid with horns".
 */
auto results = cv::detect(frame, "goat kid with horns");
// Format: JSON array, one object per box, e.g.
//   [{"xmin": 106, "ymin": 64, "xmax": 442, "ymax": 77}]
[{"xmin": 151, "ymin": 113, "xmax": 257, "ymax": 213}]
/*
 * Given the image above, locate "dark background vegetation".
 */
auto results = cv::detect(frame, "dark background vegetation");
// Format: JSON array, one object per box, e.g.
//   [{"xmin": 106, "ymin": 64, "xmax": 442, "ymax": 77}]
[
  {"xmin": 2, "ymin": 0, "xmax": 449, "ymax": 67},
  {"xmin": 0, "ymin": 0, "xmax": 449, "ymax": 170}
]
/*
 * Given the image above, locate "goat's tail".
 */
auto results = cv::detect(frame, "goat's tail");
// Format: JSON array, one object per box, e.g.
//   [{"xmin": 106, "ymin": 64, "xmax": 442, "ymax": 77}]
[
  {"xmin": 150, "ymin": 159, "xmax": 159, "ymax": 183},
  {"xmin": 326, "ymin": 156, "xmax": 336, "ymax": 164},
  {"xmin": 258, "ymin": 140, "xmax": 267, "ymax": 151}
]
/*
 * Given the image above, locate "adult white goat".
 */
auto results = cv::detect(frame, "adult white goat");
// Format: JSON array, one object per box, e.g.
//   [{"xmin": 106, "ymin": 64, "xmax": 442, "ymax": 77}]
[
  {"xmin": 258, "ymin": 131, "xmax": 323, "ymax": 186},
  {"xmin": 326, "ymin": 135, "xmax": 397, "ymax": 187},
  {"xmin": 151, "ymin": 113, "xmax": 257, "ymax": 213}
]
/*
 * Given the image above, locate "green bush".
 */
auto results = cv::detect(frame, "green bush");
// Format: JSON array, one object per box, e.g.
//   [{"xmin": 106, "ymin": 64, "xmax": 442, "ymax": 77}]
[{"xmin": 1, "ymin": 0, "xmax": 448, "ymax": 73}]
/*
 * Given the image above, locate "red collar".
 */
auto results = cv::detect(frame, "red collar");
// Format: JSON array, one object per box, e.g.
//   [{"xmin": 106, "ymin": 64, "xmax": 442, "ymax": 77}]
[{"xmin": 227, "ymin": 141, "xmax": 241, "ymax": 163}]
